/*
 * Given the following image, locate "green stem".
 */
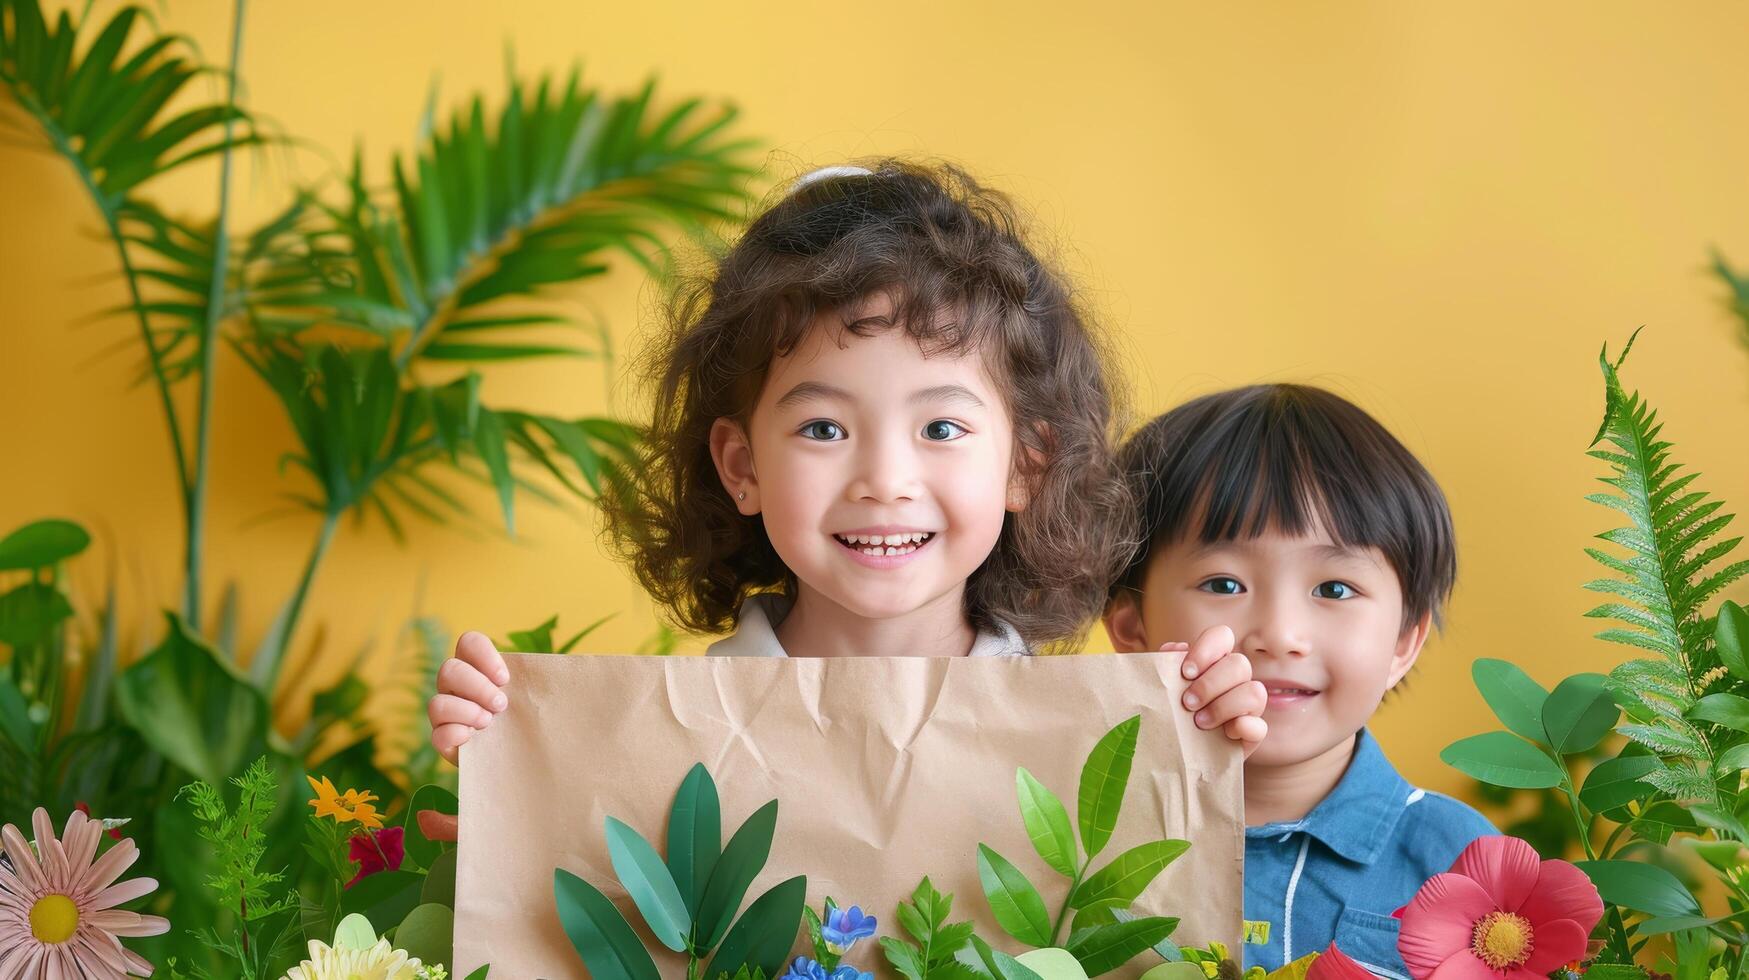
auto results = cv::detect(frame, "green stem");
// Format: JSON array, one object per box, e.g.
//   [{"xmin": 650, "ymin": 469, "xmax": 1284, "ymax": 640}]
[
  {"xmin": 1050, "ymin": 859, "xmax": 1088, "ymax": 948},
  {"xmin": 262, "ymin": 511, "xmax": 339, "ymax": 693},
  {"xmin": 187, "ymin": 0, "xmax": 249, "ymax": 630},
  {"xmin": 1562, "ymin": 777, "xmax": 1633, "ymax": 963}
]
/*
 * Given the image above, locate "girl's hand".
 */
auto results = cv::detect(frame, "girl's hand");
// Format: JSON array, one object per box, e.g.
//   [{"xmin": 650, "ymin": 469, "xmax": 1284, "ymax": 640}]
[
  {"xmin": 421, "ymin": 631, "xmax": 511, "ymax": 842},
  {"xmin": 1170, "ymin": 625, "xmax": 1268, "ymax": 758}
]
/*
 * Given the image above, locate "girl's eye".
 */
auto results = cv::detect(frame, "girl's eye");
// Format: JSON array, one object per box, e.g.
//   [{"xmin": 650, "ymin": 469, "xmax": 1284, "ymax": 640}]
[
  {"xmin": 1198, "ymin": 577, "xmax": 1244, "ymax": 596},
  {"xmin": 1314, "ymin": 581, "xmax": 1358, "ymax": 600},
  {"xmin": 922, "ymin": 419, "xmax": 967, "ymax": 441},
  {"xmin": 799, "ymin": 420, "xmax": 844, "ymax": 441}
]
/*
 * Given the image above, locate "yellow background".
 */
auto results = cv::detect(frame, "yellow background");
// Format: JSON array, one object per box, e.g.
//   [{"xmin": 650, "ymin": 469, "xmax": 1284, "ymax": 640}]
[{"xmin": 5, "ymin": 2, "xmax": 1749, "ymax": 798}]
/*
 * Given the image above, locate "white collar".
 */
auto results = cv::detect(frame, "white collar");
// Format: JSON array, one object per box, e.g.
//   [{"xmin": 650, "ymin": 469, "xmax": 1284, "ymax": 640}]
[{"xmin": 705, "ymin": 593, "xmax": 1030, "ymax": 658}]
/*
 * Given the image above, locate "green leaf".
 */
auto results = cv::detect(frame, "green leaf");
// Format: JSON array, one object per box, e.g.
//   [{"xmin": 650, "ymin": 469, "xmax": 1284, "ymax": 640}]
[
  {"xmin": 333, "ymin": 912, "xmax": 376, "ymax": 950},
  {"xmin": 968, "ymin": 937, "xmax": 1046, "ymax": 980},
  {"xmin": 696, "ymin": 800, "xmax": 779, "ymax": 950},
  {"xmin": 668, "ymin": 763, "xmax": 722, "ymax": 920},
  {"xmin": 1071, "ymin": 840, "xmax": 1190, "ymax": 910},
  {"xmin": 419, "ymin": 848, "xmax": 457, "ymax": 908},
  {"xmin": 976, "ymin": 844, "xmax": 1052, "ymax": 947},
  {"xmin": 403, "ymin": 784, "xmax": 459, "ymax": 870},
  {"xmin": 463, "ymin": 969, "xmax": 490, "ymax": 980},
  {"xmin": 1065, "ymin": 917, "xmax": 1179, "ymax": 976},
  {"xmin": 0, "ymin": 519, "xmax": 90, "ymax": 569},
  {"xmin": 1575, "ymin": 859, "xmax": 1702, "ymax": 917},
  {"xmin": 393, "ymin": 903, "xmax": 454, "ymax": 970},
  {"xmin": 1471, "ymin": 659, "xmax": 1550, "ymax": 745},
  {"xmin": 703, "ymin": 875, "xmax": 807, "ymax": 980},
  {"xmin": 1542, "ymin": 673, "xmax": 1619, "ymax": 753},
  {"xmin": 1439, "ymin": 732, "xmax": 1564, "ymax": 789},
  {"xmin": 1017, "ymin": 767, "xmax": 1077, "ymax": 878},
  {"xmin": 0, "ymin": 582, "xmax": 74, "ymax": 646},
  {"xmin": 1716, "ymin": 743, "xmax": 1749, "ymax": 772},
  {"xmin": 1579, "ymin": 754, "xmax": 1660, "ymax": 813},
  {"xmin": 1718, "ymin": 602, "xmax": 1749, "ymax": 681},
  {"xmin": 114, "ymin": 612, "xmax": 273, "ymax": 785},
  {"xmin": 1687, "ymin": 693, "xmax": 1749, "ymax": 733},
  {"xmin": 554, "ymin": 869, "xmax": 661, "ymax": 980},
  {"xmin": 1077, "ymin": 715, "xmax": 1140, "ymax": 860},
  {"xmin": 1014, "ymin": 948, "xmax": 1091, "ymax": 980},
  {"xmin": 341, "ymin": 870, "xmax": 424, "ymax": 931},
  {"xmin": 473, "ymin": 408, "xmax": 515, "ymax": 533},
  {"xmin": 605, "ymin": 816, "xmax": 691, "ymax": 952}
]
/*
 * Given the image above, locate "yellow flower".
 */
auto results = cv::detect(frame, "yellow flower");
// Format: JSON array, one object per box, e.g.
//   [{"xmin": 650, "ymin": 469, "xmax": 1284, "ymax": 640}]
[
  {"xmin": 307, "ymin": 776, "xmax": 383, "ymax": 827},
  {"xmin": 307, "ymin": 775, "xmax": 349, "ymax": 821},
  {"xmin": 350, "ymin": 801, "xmax": 385, "ymax": 831}
]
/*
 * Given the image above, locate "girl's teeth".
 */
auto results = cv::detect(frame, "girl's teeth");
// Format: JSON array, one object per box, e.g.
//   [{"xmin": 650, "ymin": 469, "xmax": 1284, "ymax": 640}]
[{"xmin": 837, "ymin": 531, "xmax": 931, "ymax": 555}]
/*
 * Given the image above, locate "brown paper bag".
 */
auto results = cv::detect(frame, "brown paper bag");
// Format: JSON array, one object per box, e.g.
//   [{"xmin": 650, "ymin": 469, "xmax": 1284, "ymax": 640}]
[{"xmin": 455, "ymin": 652, "xmax": 1244, "ymax": 978}]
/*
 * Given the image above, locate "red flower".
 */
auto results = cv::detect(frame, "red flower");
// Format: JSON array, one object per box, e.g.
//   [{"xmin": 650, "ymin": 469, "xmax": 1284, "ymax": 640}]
[
  {"xmin": 345, "ymin": 825, "xmax": 405, "ymax": 888},
  {"xmin": 1396, "ymin": 836, "xmax": 1603, "ymax": 979},
  {"xmin": 1307, "ymin": 944, "xmax": 1375, "ymax": 980}
]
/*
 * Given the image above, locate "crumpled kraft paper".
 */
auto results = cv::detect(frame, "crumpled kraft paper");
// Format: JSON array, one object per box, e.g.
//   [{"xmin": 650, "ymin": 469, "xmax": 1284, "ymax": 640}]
[{"xmin": 455, "ymin": 652, "xmax": 1243, "ymax": 978}]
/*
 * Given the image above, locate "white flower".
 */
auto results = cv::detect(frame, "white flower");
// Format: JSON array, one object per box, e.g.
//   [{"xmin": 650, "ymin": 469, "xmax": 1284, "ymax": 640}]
[{"xmin": 282, "ymin": 936, "xmax": 424, "ymax": 980}]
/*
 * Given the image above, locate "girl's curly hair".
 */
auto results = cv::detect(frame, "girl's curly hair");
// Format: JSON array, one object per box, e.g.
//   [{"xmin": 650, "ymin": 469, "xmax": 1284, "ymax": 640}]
[{"xmin": 599, "ymin": 160, "xmax": 1137, "ymax": 653}]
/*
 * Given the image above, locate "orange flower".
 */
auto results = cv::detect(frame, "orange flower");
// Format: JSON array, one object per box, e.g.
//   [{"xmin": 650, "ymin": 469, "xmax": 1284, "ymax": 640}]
[{"xmin": 307, "ymin": 776, "xmax": 383, "ymax": 827}]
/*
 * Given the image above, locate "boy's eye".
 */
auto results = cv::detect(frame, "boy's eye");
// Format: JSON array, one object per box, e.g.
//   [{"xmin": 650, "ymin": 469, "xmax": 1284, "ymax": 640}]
[
  {"xmin": 922, "ymin": 419, "xmax": 967, "ymax": 441},
  {"xmin": 1314, "ymin": 581, "xmax": 1358, "ymax": 600},
  {"xmin": 1198, "ymin": 577, "xmax": 1244, "ymax": 596},
  {"xmin": 799, "ymin": 420, "xmax": 845, "ymax": 441}
]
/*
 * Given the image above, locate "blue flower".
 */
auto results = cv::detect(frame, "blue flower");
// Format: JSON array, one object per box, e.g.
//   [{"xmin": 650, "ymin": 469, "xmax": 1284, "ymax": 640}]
[
  {"xmin": 821, "ymin": 901, "xmax": 877, "ymax": 953},
  {"xmin": 828, "ymin": 967, "xmax": 872, "ymax": 980},
  {"xmin": 779, "ymin": 957, "xmax": 828, "ymax": 980}
]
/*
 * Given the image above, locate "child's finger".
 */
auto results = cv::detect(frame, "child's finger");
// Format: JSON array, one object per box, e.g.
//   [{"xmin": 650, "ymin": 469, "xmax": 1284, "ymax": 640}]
[
  {"xmin": 455, "ymin": 630, "xmax": 510, "ymax": 687},
  {"xmin": 1179, "ymin": 624, "xmax": 1236, "ymax": 680},
  {"xmin": 1154, "ymin": 641, "xmax": 1191, "ymax": 652},
  {"xmin": 1224, "ymin": 714, "xmax": 1269, "ymax": 758},
  {"xmin": 428, "ymin": 693, "xmax": 494, "ymax": 731},
  {"xmin": 431, "ymin": 722, "xmax": 474, "ymax": 766},
  {"xmin": 1190, "ymin": 680, "xmax": 1268, "ymax": 732},
  {"xmin": 437, "ymin": 657, "xmax": 508, "ymax": 713},
  {"xmin": 417, "ymin": 809, "xmax": 459, "ymax": 843},
  {"xmin": 1181, "ymin": 650, "xmax": 1253, "ymax": 715}
]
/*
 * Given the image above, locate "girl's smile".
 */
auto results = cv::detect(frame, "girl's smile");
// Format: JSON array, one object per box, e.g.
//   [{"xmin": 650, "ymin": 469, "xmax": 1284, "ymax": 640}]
[{"xmin": 833, "ymin": 528, "xmax": 939, "ymax": 566}]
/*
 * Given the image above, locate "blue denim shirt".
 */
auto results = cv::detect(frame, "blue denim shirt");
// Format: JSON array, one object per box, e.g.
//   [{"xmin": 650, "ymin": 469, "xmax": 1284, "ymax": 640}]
[{"xmin": 1243, "ymin": 729, "xmax": 1498, "ymax": 978}]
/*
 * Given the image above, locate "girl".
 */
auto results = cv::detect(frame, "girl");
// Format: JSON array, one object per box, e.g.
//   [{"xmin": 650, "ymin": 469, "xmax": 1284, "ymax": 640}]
[{"xmin": 424, "ymin": 162, "xmax": 1268, "ymax": 834}]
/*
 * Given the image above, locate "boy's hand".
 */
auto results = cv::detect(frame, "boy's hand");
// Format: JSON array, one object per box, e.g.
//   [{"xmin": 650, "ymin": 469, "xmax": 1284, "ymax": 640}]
[
  {"xmin": 1169, "ymin": 625, "xmax": 1268, "ymax": 758},
  {"xmin": 421, "ymin": 631, "xmax": 511, "ymax": 842}
]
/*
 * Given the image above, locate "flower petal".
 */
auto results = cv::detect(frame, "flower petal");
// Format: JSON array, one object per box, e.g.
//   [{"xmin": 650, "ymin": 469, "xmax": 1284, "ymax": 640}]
[
  {"xmin": 75, "ymin": 840, "xmax": 138, "ymax": 900},
  {"xmin": 64, "ymin": 818, "xmax": 102, "ymax": 881},
  {"xmin": 74, "ymin": 929, "xmax": 133, "ymax": 975},
  {"xmin": 120, "ymin": 943, "xmax": 154, "ymax": 977},
  {"xmin": 1397, "ymin": 872, "xmax": 1499, "ymax": 974},
  {"xmin": 1523, "ymin": 917, "xmax": 1589, "ymax": 972},
  {"xmin": 1449, "ymin": 835, "xmax": 1540, "ymax": 913},
  {"xmin": 2, "ymin": 824, "xmax": 46, "ymax": 894},
  {"xmin": 1427, "ymin": 950, "xmax": 1495, "ymax": 980},
  {"xmin": 1519, "ymin": 859, "xmax": 1604, "ymax": 935},
  {"xmin": 87, "ymin": 877, "xmax": 157, "ymax": 912},
  {"xmin": 31, "ymin": 810, "xmax": 69, "ymax": 893}
]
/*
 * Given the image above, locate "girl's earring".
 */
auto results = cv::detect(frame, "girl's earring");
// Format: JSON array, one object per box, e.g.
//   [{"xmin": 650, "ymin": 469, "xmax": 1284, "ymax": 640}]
[{"xmin": 737, "ymin": 490, "xmax": 747, "ymax": 501}]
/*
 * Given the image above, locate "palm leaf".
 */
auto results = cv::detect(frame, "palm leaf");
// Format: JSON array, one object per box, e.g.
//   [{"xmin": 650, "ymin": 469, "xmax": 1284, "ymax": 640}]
[
  {"xmin": 1586, "ymin": 332, "xmax": 1747, "ymax": 806},
  {"xmin": 257, "ymin": 67, "xmax": 756, "ymax": 365}
]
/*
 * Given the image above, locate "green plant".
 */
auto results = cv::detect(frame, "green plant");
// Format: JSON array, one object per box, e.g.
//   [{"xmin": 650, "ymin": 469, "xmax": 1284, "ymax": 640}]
[
  {"xmin": 176, "ymin": 757, "xmax": 302, "ymax": 978},
  {"xmin": 554, "ymin": 763, "xmax": 808, "ymax": 980},
  {"xmin": 1442, "ymin": 333, "xmax": 1749, "ymax": 978},
  {"xmin": 973, "ymin": 716, "xmax": 1186, "ymax": 977},
  {"xmin": 2, "ymin": 0, "xmax": 757, "ymax": 971}
]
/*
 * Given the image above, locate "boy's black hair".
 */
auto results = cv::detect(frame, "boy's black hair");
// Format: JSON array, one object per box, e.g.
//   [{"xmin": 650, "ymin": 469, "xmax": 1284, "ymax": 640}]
[{"xmin": 1111, "ymin": 384, "xmax": 1456, "ymax": 632}]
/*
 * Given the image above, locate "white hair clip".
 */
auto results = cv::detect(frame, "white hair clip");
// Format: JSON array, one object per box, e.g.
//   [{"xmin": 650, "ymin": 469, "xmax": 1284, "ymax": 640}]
[{"xmin": 790, "ymin": 164, "xmax": 875, "ymax": 193}]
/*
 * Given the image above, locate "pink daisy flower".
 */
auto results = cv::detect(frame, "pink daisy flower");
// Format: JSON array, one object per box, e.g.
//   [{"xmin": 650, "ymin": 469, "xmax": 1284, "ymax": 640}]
[
  {"xmin": 0, "ymin": 807, "xmax": 170, "ymax": 977},
  {"xmin": 1396, "ymin": 836, "xmax": 1603, "ymax": 979}
]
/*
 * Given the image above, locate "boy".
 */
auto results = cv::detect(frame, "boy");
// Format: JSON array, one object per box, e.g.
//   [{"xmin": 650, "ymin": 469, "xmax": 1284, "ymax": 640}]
[{"xmin": 1103, "ymin": 384, "xmax": 1497, "ymax": 978}]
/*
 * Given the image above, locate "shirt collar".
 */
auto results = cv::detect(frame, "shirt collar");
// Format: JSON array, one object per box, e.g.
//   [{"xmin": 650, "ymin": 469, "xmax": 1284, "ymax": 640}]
[
  {"xmin": 704, "ymin": 593, "xmax": 1029, "ymax": 658},
  {"xmin": 1246, "ymin": 728, "xmax": 1412, "ymax": 865}
]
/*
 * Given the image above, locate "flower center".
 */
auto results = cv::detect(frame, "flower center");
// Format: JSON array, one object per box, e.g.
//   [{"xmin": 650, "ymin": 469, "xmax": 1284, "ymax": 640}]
[
  {"xmin": 1470, "ymin": 910, "xmax": 1534, "ymax": 969},
  {"xmin": 29, "ymin": 893, "xmax": 80, "ymax": 944}
]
